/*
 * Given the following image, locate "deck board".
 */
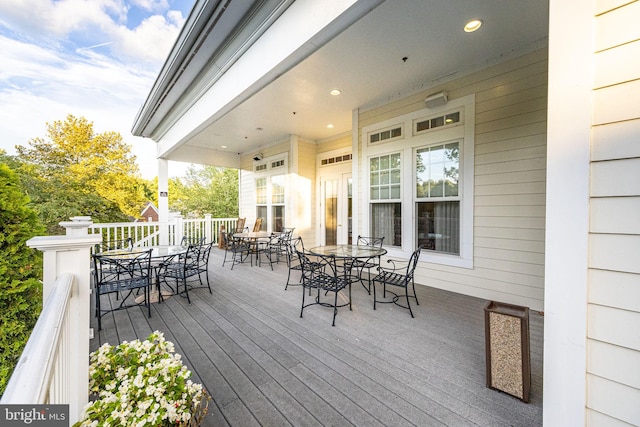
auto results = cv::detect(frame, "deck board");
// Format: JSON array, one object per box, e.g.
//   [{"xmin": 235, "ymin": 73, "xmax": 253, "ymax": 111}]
[{"xmin": 91, "ymin": 248, "xmax": 544, "ymax": 426}]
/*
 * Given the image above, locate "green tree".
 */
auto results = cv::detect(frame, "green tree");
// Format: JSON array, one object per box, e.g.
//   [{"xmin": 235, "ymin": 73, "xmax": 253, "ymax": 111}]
[
  {"xmin": 15, "ymin": 115, "xmax": 150, "ymax": 233},
  {"xmin": 170, "ymin": 165, "xmax": 238, "ymax": 218},
  {"xmin": 0, "ymin": 163, "xmax": 44, "ymax": 395}
]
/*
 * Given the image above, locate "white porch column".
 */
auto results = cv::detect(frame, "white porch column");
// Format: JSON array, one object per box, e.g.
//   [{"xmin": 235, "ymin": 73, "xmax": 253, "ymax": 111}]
[
  {"xmin": 544, "ymin": 0, "xmax": 592, "ymax": 425},
  {"xmin": 174, "ymin": 214, "xmax": 184, "ymax": 245},
  {"xmin": 27, "ymin": 217, "xmax": 101, "ymax": 424},
  {"xmin": 204, "ymin": 214, "xmax": 212, "ymax": 243},
  {"xmin": 158, "ymin": 158, "xmax": 170, "ymax": 245}
]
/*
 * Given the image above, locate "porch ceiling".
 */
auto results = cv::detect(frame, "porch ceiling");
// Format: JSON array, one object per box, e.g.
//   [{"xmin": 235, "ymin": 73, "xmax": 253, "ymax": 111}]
[{"xmin": 165, "ymin": 0, "xmax": 548, "ymax": 165}]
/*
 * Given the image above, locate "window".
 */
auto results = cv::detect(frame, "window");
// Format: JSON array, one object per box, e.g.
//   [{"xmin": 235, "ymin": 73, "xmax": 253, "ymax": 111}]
[
  {"xmin": 416, "ymin": 142, "xmax": 460, "ymax": 254},
  {"xmin": 255, "ymin": 177, "xmax": 267, "ymax": 229},
  {"xmin": 369, "ymin": 125, "xmax": 402, "ymax": 144},
  {"xmin": 370, "ymin": 153, "xmax": 402, "ymax": 246},
  {"xmin": 414, "ymin": 110, "xmax": 461, "ymax": 134},
  {"xmin": 271, "ymin": 175, "xmax": 285, "ymax": 231},
  {"xmin": 362, "ymin": 94, "xmax": 474, "ymax": 267},
  {"xmin": 371, "ymin": 203, "xmax": 402, "ymax": 247},
  {"xmin": 253, "ymin": 155, "xmax": 288, "ymax": 232},
  {"xmin": 370, "ymin": 153, "xmax": 401, "ymax": 200},
  {"xmin": 256, "ymin": 206, "xmax": 267, "ymax": 230},
  {"xmin": 256, "ymin": 177, "xmax": 267, "ymax": 204},
  {"xmin": 321, "ymin": 153, "xmax": 351, "ymax": 166}
]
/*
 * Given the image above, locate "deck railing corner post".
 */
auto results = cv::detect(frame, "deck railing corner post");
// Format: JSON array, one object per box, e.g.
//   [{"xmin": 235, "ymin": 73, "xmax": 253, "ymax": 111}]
[{"xmin": 26, "ymin": 217, "xmax": 102, "ymax": 424}]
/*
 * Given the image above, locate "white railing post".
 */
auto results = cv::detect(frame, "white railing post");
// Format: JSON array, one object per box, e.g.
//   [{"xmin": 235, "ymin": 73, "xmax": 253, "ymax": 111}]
[
  {"xmin": 174, "ymin": 215, "xmax": 184, "ymax": 245},
  {"xmin": 27, "ymin": 216, "xmax": 101, "ymax": 424},
  {"xmin": 204, "ymin": 214, "xmax": 212, "ymax": 243}
]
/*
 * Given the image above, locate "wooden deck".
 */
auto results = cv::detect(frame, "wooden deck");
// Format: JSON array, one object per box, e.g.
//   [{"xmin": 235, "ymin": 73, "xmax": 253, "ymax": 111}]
[{"xmin": 91, "ymin": 248, "xmax": 543, "ymax": 426}]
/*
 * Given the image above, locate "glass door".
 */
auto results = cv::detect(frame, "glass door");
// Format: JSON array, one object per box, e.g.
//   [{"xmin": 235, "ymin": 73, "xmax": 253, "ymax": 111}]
[
  {"xmin": 342, "ymin": 174, "xmax": 352, "ymax": 244},
  {"xmin": 322, "ymin": 179, "xmax": 338, "ymax": 245},
  {"xmin": 320, "ymin": 173, "xmax": 352, "ymax": 245}
]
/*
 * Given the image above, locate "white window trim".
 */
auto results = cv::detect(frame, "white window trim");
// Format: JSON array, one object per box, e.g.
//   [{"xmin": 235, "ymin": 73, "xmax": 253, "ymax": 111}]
[
  {"xmin": 361, "ymin": 94, "xmax": 475, "ymax": 268},
  {"xmin": 253, "ymin": 153, "xmax": 289, "ymax": 232}
]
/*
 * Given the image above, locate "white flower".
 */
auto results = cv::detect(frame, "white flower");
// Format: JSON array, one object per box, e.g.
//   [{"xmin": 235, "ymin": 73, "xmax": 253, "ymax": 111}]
[{"xmin": 78, "ymin": 331, "xmax": 209, "ymax": 426}]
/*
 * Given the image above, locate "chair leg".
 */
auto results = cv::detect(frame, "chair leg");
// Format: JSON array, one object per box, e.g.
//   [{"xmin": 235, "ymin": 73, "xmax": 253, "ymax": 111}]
[
  {"xmin": 96, "ymin": 292, "xmax": 102, "ymax": 331},
  {"xmin": 372, "ymin": 280, "xmax": 377, "ymax": 311},
  {"xmin": 358, "ymin": 265, "xmax": 371, "ymax": 295},
  {"xmin": 147, "ymin": 286, "xmax": 152, "ymax": 318},
  {"xmin": 285, "ymin": 268, "xmax": 293, "ymax": 290},
  {"xmin": 155, "ymin": 268, "xmax": 164, "ymax": 304},
  {"xmin": 406, "ymin": 287, "xmax": 414, "ymax": 318},
  {"xmin": 300, "ymin": 286, "xmax": 306, "ymax": 318},
  {"xmin": 332, "ymin": 290, "xmax": 338, "ymax": 326},
  {"xmin": 183, "ymin": 276, "xmax": 191, "ymax": 304},
  {"xmin": 412, "ymin": 278, "xmax": 419, "ymax": 305},
  {"xmin": 205, "ymin": 270, "xmax": 212, "ymax": 294}
]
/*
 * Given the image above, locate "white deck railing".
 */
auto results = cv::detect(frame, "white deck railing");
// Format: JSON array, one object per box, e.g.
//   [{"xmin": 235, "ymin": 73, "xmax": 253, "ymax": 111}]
[
  {"xmin": 0, "ymin": 215, "xmax": 239, "ymax": 423},
  {"xmin": 1, "ymin": 273, "xmax": 75, "ymax": 404},
  {"xmin": 89, "ymin": 216, "xmax": 239, "ymax": 249},
  {"xmin": 0, "ymin": 223, "xmax": 100, "ymax": 423}
]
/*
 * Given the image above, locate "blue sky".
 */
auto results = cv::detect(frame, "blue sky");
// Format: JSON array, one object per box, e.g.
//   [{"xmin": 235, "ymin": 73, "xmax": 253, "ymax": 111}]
[{"xmin": 0, "ymin": 0, "xmax": 195, "ymax": 178}]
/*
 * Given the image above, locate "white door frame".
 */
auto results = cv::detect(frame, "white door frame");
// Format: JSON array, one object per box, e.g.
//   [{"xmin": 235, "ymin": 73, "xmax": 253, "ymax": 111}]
[{"xmin": 316, "ymin": 150, "xmax": 352, "ymax": 245}]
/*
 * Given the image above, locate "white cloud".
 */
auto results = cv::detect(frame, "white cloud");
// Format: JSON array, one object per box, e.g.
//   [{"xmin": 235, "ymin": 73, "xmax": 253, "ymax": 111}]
[
  {"xmin": 130, "ymin": 0, "xmax": 169, "ymax": 12},
  {"xmin": 110, "ymin": 13, "xmax": 184, "ymax": 64},
  {"xmin": 0, "ymin": 0, "xmax": 185, "ymax": 65},
  {"xmin": 0, "ymin": 0, "xmax": 191, "ymax": 178},
  {"xmin": 0, "ymin": 36, "xmax": 158, "ymax": 176},
  {"xmin": 0, "ymin": 0, "xmax": 126, "ymax": 42}
]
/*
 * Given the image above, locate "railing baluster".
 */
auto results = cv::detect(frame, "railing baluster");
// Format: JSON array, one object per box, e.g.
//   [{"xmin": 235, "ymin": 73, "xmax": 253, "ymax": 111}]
[{"xmin": 87, "ymin": 217, "xmax": 235, "ymax": 247}]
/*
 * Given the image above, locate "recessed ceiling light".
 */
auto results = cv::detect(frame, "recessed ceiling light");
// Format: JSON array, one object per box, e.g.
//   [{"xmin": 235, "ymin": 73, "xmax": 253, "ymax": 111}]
[
  {"xmin": 221, "ymin": 145, "xmax": 227, "ymax": 149},
  {"xmin": 464, "ymin": 19, "xmax": 483, "ymax": 33},
  {"xmin": 327, "ymin": 123, "xmax": 334, "ymax": 129},
  {"xmin": 330, "ymin": 89, "xmax": 341, "ymax": 96}
]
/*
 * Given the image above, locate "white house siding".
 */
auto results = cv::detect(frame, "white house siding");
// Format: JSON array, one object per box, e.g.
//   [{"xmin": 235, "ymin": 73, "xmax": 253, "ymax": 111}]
[
  {"xmin": 358, "ymin": 48, "xmax": 548, "ymax": 311},
  {"xmin": 239, "ymin": 137, "xmax": 318, "ymax": 246},
  {"xmin": 239, "ymin": 140, "xmax": 290, "ymax": 229},
  {"xmin": 587, "ymin": 1, "xmax": 640, "ymax": 425},
  {"xmin": 294, "ymin": 137, "xmax": 318, "ymax": 247},
  {"xmin": 317, "ymin": 132, "xmax": 352, "ymax": 154}
]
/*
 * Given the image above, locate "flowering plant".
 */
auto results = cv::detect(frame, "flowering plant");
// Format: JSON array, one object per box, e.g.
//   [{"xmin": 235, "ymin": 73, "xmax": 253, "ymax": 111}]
[{"xmin": 74, "ymin": 331, "xmax": 209, "ymax": 427}]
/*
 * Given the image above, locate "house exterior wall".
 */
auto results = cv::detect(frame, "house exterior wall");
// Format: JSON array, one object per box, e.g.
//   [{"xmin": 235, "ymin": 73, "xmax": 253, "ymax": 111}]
[
  {"xmin": 317, "ymin": 132, "xmax": 352, "ymax": 154},
  {"xmin": 358, "ymin": 48, "xmax": 548, "ymax": 311},
  {"xmin": 239, "ymin": 139, "xmax": 290, "ymax": 229},
  {"xmin": 293, "ymin": 137, "xmax": 318, "ymax": 246},
  {"xmin": 586, "ymin": 1, "xmax": 640, "ymax": 424},
  {"xmin": 239, "ymin": 137, "xmax": 318, "ymax": 246}
]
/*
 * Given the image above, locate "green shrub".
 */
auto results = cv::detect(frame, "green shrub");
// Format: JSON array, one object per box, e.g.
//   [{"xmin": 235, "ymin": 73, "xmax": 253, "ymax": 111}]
[{"xmin": 0, "ymin": 163, "xmax": 44, "ymax": 395}]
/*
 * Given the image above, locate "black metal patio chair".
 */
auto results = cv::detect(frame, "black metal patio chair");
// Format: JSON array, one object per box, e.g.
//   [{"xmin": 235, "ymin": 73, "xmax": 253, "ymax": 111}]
[
  {"xmin": 252, "ymin": 233, "xmax": 278, "ymax": 270},
  {"xmin": 92, "ymin": 248, "xmax": 153, "ymax": 330},
  {"xmin": 273, "ymin": 227, "xmax": 295, "ymax": 263},
  {"xmin": 297, "ymin": 250, "xmax": 352, "ymax": 326},
  {"xmin": 350, "ymin": 235, "xmax": 385, "ymax": 294},
  {"xmin": 180, "ymin": 236, "xmax": 206, "ymax": 246},
  {"xmin": 158, "ymin": 242, "xmax": 213, "ymax": 304},
  {"xmin": 371, "ymin": 246, "xmax": 422, "ymax": 317},
  {"xmin": 221, "ymin": 231, "xmax": 251, "ymax": 269}
]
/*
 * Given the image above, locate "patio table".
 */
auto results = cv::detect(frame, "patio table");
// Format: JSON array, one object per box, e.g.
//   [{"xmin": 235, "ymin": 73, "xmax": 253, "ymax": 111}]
[
  {"xmin": 233, "ymin": 231, "xmax": 274, "ymax": 266},
  {"xmin": 307, "ymin": 244, "xmax": 387, "ymax": 260},
  {"xmin": 101, "ymin": 245, "xmax": 188, "ymax": 303},
  {"xmin": 307, "ymin": 244, "xmax": 388, "ymax": 287}
]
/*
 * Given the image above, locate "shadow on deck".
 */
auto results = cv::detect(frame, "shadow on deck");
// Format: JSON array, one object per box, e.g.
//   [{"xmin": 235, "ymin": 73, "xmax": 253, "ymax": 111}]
[{"xmin": 91, "ymin": 248, "xmax": 543, "ymax": 426}]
